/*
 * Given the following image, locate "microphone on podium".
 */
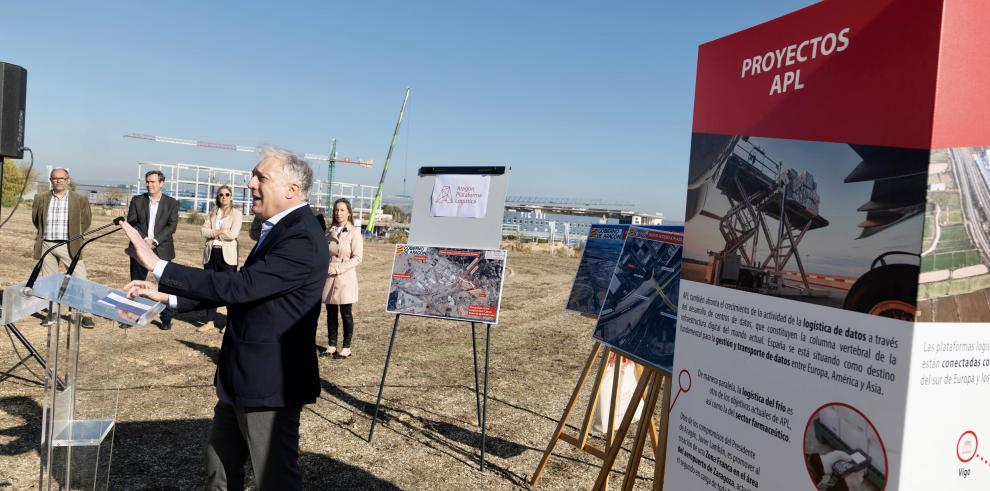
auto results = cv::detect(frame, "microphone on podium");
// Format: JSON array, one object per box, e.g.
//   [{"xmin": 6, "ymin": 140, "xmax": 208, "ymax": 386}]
[
  {"xmin": 64, "ymin": 217, "xmax": 126, "ymax": 278},
  {"xmin": 25, "ymin": 217, "xmax": 127, "ymax": 289}
]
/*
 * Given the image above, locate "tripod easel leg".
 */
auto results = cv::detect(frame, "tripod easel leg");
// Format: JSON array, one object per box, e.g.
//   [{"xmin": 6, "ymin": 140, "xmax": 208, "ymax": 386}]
[
  {"xmin": 602, "ymin": 352, "xmax": 624, "ymax": 489},
  {"xmin": 653, "ymin": 374, "xmax": 673, "ymax": 490},
  {"xmin": 369, "ymin": 314, "xmax": 401, "ymax": 442},
  {"xmin": 622, "ymin": 372, "xmax": 663, "ymax": 491},
  {"xmin": 592, "ymin": 369, "xmax": 654, "ymax": 491},
  {"xmin": 530, "ymin": 342, "xmax": 603, "ymax": 487},
  {"xmin": 576, "ymin": 346, "xmax": 611, "ymax": 452}
]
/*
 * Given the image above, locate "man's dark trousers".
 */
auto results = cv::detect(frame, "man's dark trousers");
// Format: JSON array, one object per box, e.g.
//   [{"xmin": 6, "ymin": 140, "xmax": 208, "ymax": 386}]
[
  {"xmin": 205, "ymin": 402, "xmax": 302, "ymax": 490},
  {"xmin": 157, "ymin": 205, "xmax": 329, "ymax": 489}
]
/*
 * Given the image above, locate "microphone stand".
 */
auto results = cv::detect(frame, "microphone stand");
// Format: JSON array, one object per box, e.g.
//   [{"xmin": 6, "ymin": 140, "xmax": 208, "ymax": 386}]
[
  {"xmin": 0, "ymin": 319, "xmax": 62, "ymax": 389},
  {"xmin": 0, "ymin": 161, "xmax": 48, "ymax": 387},
  {"xmin": 25, "ymin": 217, "xmax": 123, "ymax": 291}
]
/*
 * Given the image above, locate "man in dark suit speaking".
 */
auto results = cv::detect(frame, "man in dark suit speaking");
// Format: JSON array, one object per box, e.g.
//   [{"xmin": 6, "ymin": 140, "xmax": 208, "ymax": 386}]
[
  {"xmin": 126, "ymin": 170, "xmax": 179, "ymax": 329},
  {"xmin": 122, "ymin": 146, "xmax": 329, "ymax": 490}
]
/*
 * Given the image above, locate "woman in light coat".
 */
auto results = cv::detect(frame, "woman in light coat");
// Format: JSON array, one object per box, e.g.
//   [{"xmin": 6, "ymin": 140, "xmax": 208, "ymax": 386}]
[
  {"xmin": 321, "ymin": 198, "xmax": 363, "ymax": 358},
  {"xmin": 197, "ymin": 185, "xmax": 243, "ymax": 333}
]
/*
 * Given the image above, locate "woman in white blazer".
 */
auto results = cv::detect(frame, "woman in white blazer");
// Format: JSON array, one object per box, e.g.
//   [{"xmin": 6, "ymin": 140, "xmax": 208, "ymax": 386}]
[
  {"xmin": 197, "ymin": 185, "xmax": 243, "ymax": 333},
  {"xmin": 321, "ymin": 198, "xmax": 363, "ymax": 358}
]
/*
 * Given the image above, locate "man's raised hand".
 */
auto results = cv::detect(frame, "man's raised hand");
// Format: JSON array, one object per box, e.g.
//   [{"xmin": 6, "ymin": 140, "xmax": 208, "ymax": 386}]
[{"xmin": 121, "ymin": 221, "xmax": 161, "ymax": 270}]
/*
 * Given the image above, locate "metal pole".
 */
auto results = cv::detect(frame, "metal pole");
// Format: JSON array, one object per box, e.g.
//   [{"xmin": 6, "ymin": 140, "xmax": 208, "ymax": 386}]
[
  {"xmin": 369, "ymin": 314, "xmax": 401, "ymax": 442},
  {"xmin": 471, "ymin": 322, "xmax": 482, "ymax": 427},
  {"xmin": 327, "ymin": 138, "xmax": 336, "ymax": 212},
  {"xmin": 367, "ymin": 88, "xmax": 411, "ymax": 232},
  {"xmin": 0, "ymin": 157, "xmax": 5, "ymax": 215},
  {"xmin": 480, "ymin": 323, "xmax": 491, "ymax": 472}
]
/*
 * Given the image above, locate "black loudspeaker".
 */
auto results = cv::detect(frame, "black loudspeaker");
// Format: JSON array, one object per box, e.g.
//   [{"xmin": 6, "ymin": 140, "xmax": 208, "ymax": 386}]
[{"xmin": 0, "ymin": 62, "xmax": 26, "ymax": 159}]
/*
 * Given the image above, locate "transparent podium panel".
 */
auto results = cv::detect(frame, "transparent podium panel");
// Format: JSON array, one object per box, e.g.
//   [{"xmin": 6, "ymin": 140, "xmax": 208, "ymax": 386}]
[{"xmin": 8, "ymin": 274, "xmax": 166, "ymax": 490}]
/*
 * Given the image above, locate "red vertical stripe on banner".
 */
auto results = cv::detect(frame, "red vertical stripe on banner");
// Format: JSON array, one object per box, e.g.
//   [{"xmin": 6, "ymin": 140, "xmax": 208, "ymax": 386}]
[{"xmin": 932, "ymin": 0, "xmax": 990, "ymax": 148}]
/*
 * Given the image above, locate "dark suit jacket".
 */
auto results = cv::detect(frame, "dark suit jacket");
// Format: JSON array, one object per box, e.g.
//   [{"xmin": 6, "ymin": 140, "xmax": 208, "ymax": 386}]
[
  {"xmin": 31, "ymin": 191, "xmax": 92, "ymax": 259},
  {"xmin": 127, "ymin": 193, "xmax": 179, "ymax": 260},
  {"xmin": 158, "ymin": 205, "xmax": 330, "ymax": 408}
]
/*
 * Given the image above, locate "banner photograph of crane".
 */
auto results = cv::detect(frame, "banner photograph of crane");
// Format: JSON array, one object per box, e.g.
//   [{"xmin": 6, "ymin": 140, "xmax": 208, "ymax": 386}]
[{"xmin": 682, "ymin": 133, "xmax": 927, "ymax": 319}]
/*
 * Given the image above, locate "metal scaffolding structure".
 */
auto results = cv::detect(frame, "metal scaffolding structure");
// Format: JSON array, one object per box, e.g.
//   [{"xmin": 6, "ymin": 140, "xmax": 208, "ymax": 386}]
[
  {"xmin": 505, "ymin": 196, "xmax": 635, "ymax": 208},
  {"xmin": 706, "ymin": 137, "xmax": 829, "ymax": 294},
  {"xmin": 136, "ymin": 162, "xmax": 380, "ymax": 224}
]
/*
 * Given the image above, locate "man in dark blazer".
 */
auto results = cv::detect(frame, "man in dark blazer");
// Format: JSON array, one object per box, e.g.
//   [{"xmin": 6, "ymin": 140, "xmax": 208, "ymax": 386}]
[
  {"xmin": 126, "ymin": 170, "xmax": 179, "ymax": 329},
  {"xmin": 122, "ymin": 147, "xmax": 328, "ymax": 490}
]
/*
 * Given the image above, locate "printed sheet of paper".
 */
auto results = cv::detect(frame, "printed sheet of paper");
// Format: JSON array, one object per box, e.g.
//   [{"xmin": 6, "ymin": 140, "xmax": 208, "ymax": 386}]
[{"xmin": 430, "ymin": 174, "xmax": 490, "ymax": 218}]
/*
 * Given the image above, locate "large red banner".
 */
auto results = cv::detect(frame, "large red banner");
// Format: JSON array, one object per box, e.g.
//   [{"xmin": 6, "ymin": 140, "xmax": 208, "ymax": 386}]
[{"xmin": 692, "ymin": 0, "xmax": 990, "ymax": 149}]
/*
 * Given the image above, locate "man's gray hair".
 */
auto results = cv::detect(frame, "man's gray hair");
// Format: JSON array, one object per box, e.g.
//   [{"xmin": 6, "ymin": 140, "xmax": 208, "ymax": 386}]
[
  {"xmin": 257, "ymin": 145, "xmax": 313, "ymax": 201},
  {"xmin": 50, "ymin": 167, "xmax": 71, "ymax": 178}
]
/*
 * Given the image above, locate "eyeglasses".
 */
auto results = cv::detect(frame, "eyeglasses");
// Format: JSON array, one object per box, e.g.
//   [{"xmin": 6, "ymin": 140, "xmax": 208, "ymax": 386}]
[
  {"xmin": 218, "ymin": 193, "xmax": 231, "ymax": 197},
  {"xmin": 50, "ymin": 177, "xmax": 68, "ymax": 182}
]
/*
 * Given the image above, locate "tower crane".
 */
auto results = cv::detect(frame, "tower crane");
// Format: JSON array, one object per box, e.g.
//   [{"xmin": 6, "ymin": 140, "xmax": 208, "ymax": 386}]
[{"xmin": 123, "ymin": 132, "xmax": 372, "ymax": 210}]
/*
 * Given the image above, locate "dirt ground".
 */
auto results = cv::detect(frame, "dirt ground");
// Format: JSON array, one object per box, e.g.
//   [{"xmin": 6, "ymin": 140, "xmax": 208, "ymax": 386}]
[{"xmin": 0, "ymin": 207, "xmax": 662, "ymax": 490}]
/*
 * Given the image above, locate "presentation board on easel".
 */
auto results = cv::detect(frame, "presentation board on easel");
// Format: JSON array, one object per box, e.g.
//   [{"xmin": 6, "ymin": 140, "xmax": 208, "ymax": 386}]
[
  {"xmin": 566, "ymin": 224, "xmax": 684, "ymax": 316},
  {"xmin": 532, "ymin": 225, "xmax": 683, "ymax": 489},
  {"xmin": 592, "ymin": 226, "xmax": 683, "ymax": 374},
  {"xmin": 407, "ymin": 166, "xmax": 510, "ymax": 250},
  {"xmin": 371, "ymin": 165, "xmax": 510, "ymax": 472}
]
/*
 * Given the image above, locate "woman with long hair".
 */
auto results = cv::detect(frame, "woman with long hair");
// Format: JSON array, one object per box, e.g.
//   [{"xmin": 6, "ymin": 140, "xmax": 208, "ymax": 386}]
[
  {"xmin": 197, "ymin": 185, "xmax": 243, "ymax": 333},
  {"xmin": 321, "ymin": 198, "xmax": 363, "ymax": 358}
]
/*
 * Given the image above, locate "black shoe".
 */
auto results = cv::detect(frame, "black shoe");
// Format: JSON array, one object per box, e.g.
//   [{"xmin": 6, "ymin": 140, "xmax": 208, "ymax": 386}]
[
  {"xmin": 81, "ymin": 316, "xmax": 96, "ymax": 329},
  {"xmin": 159, "ymin": 319, "xmax": 172, "ymax": 331}
]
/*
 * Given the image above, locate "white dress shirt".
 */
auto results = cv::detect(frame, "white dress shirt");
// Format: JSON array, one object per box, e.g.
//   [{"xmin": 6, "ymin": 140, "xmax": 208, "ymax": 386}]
[{"xmin": 146, "ymin": 196, "xmax": 161, "ymax": 245}]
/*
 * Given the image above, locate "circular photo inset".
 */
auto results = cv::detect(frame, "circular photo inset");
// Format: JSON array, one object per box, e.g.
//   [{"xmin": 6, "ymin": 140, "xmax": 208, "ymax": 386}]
[
  {"xmin": 803, "ymin": 403, "xmax": 887, "ymax": 491},
  {"xmin": 957, "ymin": 431, "xmax": 978, "ymax": 463}
]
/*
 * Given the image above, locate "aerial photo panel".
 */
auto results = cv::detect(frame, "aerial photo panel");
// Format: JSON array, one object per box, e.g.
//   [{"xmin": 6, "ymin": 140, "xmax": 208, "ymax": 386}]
[
  {"xmin": 917, "ymin": 146, "xmax": 990, "ymax": 322},
  {"xmin": 565, "ymin": 224, "xmax": 683, "ymax": 316},
  {"xmin": 682, "ymin": 132, "xmax": 928, "ymax": 321},
  {"xmin": 592, "ymin": 227, "xmax": 683, "ymax": 373},
  {"xmin": 386, "ymin": 245, "xmax": 507, "ymax": 324}
]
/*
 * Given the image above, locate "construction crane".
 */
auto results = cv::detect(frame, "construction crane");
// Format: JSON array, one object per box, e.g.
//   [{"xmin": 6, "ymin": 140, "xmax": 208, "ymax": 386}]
[
  {"xmin": 123, "ymin": 132, "xmax": 372, "ymax": 210},
  {"xmin": 366, "ymin": 87, "xmax": 411, "ymax": 232}
]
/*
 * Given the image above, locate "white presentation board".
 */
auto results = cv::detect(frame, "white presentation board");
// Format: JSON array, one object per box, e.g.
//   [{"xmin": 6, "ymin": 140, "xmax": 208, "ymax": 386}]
[{"xmin": 407, "ymin": 166, "xmax": 509, "ymax": 250}]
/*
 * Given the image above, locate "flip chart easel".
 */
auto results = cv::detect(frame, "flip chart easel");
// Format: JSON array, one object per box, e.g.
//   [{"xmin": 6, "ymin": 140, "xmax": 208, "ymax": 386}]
[
  {"xmin": 368, "ymin": 314, "xmax": 493, "ymax": 471},
  {"xmin": 531, "ymin": 341, "xmax": 673, "ymax": 490},
  {"xmin": 369, "ymin": 165, "xmax": 509, "ymax": 472}
]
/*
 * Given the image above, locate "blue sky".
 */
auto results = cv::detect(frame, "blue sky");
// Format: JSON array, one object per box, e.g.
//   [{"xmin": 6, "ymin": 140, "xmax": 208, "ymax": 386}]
[{"xmin": 4, "ymin": 1, "xmax": 813, "ymax": 220}]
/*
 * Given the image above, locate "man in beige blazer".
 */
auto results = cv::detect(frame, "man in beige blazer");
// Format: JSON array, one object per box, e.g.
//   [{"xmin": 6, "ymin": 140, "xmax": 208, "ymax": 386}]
[{"xmin": 31, "ymin": 167, "xmax": 94, "ymax": 327}]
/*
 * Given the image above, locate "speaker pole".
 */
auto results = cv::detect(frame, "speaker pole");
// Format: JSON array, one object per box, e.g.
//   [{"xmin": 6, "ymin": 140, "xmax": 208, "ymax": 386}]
[{"xmin": 0, "ymin": 156, "xmax": 5, "ymax": 214}]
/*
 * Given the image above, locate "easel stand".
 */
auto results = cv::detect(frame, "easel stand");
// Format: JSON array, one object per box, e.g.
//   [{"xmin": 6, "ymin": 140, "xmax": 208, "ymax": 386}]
[
  {"xmin": 531, "ymin": 342, "xmax": 672, "ymax": 490},
  {"xmin": 368, "ymin": 314, "xmax": 493, "ymax": 471},
  {"xmin": 592, "ymin": 366, "xmax": 672, "ymax": 491}
]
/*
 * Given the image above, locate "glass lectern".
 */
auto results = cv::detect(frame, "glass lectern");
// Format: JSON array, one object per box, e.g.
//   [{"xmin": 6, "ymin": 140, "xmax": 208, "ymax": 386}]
[{"xmin": 2, "ymin": 273, "xmax": 164, "ymax": 490}]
